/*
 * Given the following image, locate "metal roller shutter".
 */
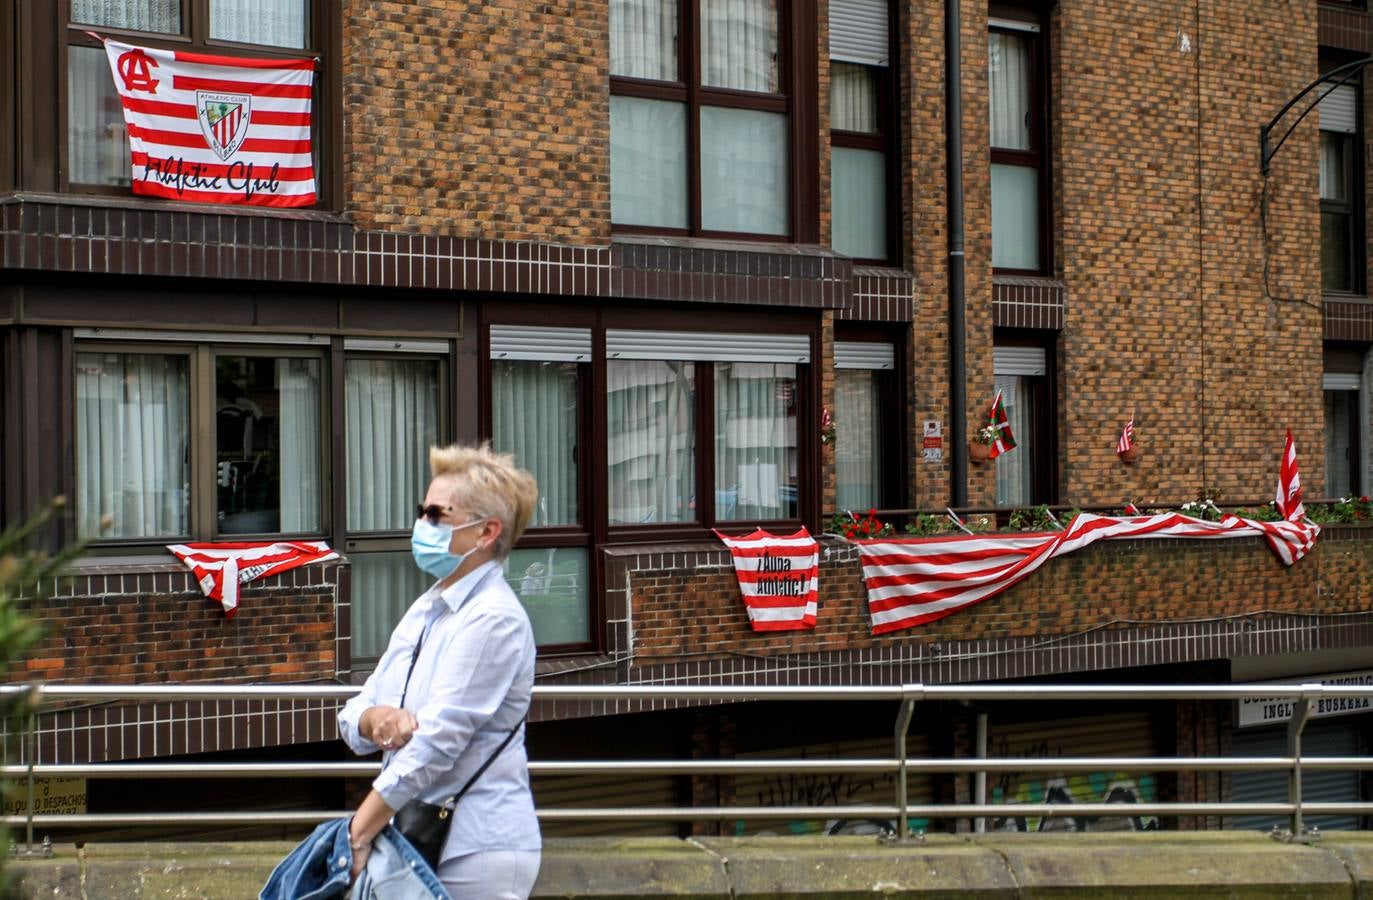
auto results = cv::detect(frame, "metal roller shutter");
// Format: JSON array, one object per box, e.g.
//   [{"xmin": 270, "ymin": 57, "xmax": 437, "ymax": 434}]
[
  {"xmin": 1230, "ymin": 719, "xmax": 1362, "ymax": 832},
  {"xmin": 533, "ymin": 773, "xmax": 681, "ymax": 837},
  {"xmin": 733, "ymin": 735, "xmax": 930, "ymax": 836},
  {"xmin": 986, "ymin": 712, "xmax": 1160, "ymax": 832}
]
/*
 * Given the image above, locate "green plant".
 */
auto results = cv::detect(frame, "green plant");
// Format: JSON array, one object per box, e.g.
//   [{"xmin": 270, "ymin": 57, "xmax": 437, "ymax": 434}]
[
  {"xmin": 903, "ymin": 513, "xmax": 949, "ymax": 536},
  {"xmin": 1060, "ymin": 507, "xmax": 1084, "ymax": 525},
  {"xmin": 1008, "ymin": 504, "xmax": 1057, "ymax": 531},
  {"xmin": 828, "ymin": 509, "xmax": 894, "ymax": 540},
  {"xmin": 1233, "ymin": 502, "xmax": 1282, "ymax": 522},
  {"xmin": 1330, "ymin": 495, "xmax": 1373, "ymax": 523}
]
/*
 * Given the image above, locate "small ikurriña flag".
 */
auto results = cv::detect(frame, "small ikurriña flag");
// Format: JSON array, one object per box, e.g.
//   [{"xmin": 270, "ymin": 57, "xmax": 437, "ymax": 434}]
[
  {"xmin": 714, "ymin": 528, "xmax": 819, "ymax": 631},
  {"xmin": 167, "ymin": 541, "xmax": 338, "ymax": 616},
  {"xmin": 100, "ymin": 38, "xmax": 316, "ymax": 207},
  {"xmin": 1276, "ymin": 428, "xmax": 1306, "ymax": 522},
  {"xmin": 1117, "ymin": 418, "xmax": 1135, "ymax": 455},
  {"xmin": 987, "ymin": 389, "xmax": 1017, "ymax": 459}
]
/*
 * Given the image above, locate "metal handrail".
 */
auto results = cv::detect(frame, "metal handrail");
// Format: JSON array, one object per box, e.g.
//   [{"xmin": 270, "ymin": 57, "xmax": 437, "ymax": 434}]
[{"xmin": 2, "ymin": 681, "xmax": 1371, "ymax": 847}]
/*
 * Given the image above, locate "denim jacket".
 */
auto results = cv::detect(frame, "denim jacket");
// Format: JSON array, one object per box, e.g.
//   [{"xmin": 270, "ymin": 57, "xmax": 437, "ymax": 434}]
[{"xmin": 260, "ymin": 818, "xmax": 448, "ymax": 900}]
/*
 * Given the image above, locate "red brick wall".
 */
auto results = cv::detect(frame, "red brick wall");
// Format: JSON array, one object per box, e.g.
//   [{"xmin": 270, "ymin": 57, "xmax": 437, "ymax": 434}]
[{"xmin": 343, "ymin": 0, "xmax": 610, "ymax": 242}]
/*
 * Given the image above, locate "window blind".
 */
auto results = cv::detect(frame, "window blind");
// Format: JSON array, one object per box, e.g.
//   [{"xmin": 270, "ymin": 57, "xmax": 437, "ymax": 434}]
[
  {"xmin": 1323, "ymin": 373, "xmax": 1361, "ymax": 391},
  {"xmin": 830, "ymin": 0, "xmax": 888, "ymax": 67},
  {"xmin": 834, "ymin": 341, "xmax": 895, "ymax": 369},
  {"xmin": 1319, "ymin": 83, "xmax": 1358, "ymax": 135},
  {"xmin": 489, "ymin": 325, "xmax": 592, "ymax": 362},
  {"xmin": 993, "ymin": 345, "xmax": 1046, "ymax": 376},
  {"xmin": 606, "ymin": 330, "xmax": 810, "ymax": 363}
]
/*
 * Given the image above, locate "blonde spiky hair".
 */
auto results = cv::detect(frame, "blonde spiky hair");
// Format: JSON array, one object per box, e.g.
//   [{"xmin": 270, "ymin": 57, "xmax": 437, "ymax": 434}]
[{"xmin": 428, "ymin": 443, "xmax": 538, "ymax": 559}]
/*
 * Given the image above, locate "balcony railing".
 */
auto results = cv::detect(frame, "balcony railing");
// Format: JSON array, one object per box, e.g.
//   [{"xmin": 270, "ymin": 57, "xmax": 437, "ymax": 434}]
[{"xmin": 1, "ymin": 682, "xmax": 1371, "ymax": 855}]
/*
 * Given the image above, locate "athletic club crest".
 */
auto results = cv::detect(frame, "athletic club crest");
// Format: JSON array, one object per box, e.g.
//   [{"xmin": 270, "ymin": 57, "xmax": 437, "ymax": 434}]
[{"xmin": 196, "ymin": 91, "xmax": 252, "ymax": 160}]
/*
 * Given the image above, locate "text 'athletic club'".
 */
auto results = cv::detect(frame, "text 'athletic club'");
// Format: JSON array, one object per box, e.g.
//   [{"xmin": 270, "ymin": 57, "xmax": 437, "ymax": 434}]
[{"xmin": 100, "ymin": 38, "xmax": 317, "ymax": 208}]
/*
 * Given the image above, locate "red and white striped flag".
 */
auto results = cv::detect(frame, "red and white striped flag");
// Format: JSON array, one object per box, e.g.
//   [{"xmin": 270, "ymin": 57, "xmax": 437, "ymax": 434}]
[
  {"xmin": 1275, "ymin": 429, "xmax": 1306, "ymax": 522},
  {"xmin": 101, "ymin": 38, "xmax": 316, "ymax": 207},
  {"xmin": 167, "ymin": 541, "xmax": 338, "ymax": 616},
  {"xmin": 715, "ymin": 528, "xmax": 819, "ymax": 631},
  {"xmin": 1117, "ymin": 418, "xmax": 1135, "ymax": 454},
  {"xmin": 857, "ymin": 511, "xmax": 1319, "ymax": 634}
]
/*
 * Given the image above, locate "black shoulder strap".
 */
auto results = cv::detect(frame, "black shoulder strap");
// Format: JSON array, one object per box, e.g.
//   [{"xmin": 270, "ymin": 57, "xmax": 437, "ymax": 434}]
[{"xmin": 445, "ymin": 716, "xmax": 527, "ymax": 809}]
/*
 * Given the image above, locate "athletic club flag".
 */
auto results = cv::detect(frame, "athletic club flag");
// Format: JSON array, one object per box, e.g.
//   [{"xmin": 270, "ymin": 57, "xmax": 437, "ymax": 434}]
[
  {"xmin": 167, "ymin": 541, "xmax": 338, "ymax": 616},
  {"xmin": 715, "ymin": 528, "xmax": 819, "ymax": 631},
  {"xmin": 987, "ymin": 389, "xmax": 1017, "ymax": 459},
  {"xmin": 1276, "ymin": 428, "xmax": 1306, "ymax": 522},
  {"xmin": 1117, "ymin": 418, "xmax": 1135, "ymax": 455},
  {"xmin": 100, "ymin": 38, "xmax": 316, "ymax": 207}
]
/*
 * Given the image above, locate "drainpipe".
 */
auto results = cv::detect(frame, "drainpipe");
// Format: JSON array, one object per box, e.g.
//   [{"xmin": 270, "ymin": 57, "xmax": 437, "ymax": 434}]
[{"xmin": 946, "ymin": 0, "xmax": 968, "ymax": 507}]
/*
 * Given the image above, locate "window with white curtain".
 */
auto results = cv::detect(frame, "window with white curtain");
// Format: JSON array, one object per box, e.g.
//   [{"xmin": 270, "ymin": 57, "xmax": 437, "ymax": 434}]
[
  {"xmin": 992, "ymin": 342, "xmax": 1052, "ymax": 507},
  {"xmin": 989, "ymin": 22, "xmax": 1046, "ymax": 272},
  {"xmin": 715, "ymin": 362, "xmax": 798, "ymax": 520},
  {"xmin": 76, "ymin": 351, "xmax": 191, "ymax": 539},
  {"xmin": 344, "ymin": 356, "xmax": 442, "ymax": 660},
  {"xmin": 608, "ymin": 360, "xmax": 697, "ymax": 524},
  {"xmin": 992, "ymin": 373, "xmax": 1034, "ymax": 507},
  {"xmin": 830, "ymin": 0, "xmax": 893, "ymax": 261},
  {"xmin": 610, "ymin": 0, "xmax": 792, "ymax": 236},
  {"xmin": 1318, "ymin": 79, "xmax": 1362, "ymax": 294},
  {"xmin": 74, "ymin": 341, "xmax": 327, "ymax": 541},
  {"xmin": 63, "ymin": 0, "xmax": 319, "ymax": 193}
]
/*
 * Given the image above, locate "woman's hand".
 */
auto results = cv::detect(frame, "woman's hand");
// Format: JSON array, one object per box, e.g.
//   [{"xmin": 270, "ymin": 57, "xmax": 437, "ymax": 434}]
[
  {"xmin": 349, "ymin": 838, "xmax": 372, "ymax": 883},
  {"xmin": 359, "ymin": 705, "xmax": 420, "ymax": 751}
]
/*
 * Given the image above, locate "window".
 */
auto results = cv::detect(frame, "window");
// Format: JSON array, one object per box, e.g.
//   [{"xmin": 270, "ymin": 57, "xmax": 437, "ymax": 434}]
[
  {"xmin": 829, "ymin": 0, "xmax": 894, "ymax": 261},
  {"xmin": 488, "ymin": 326, "xmax": 593, "ymax": 650},
  {"xmin": 989, "ymin": 15, "xmax": 1049, "ymax": 273},
  {"xmin": 832, "ymin": 338, "xmax": 899, "ymax": 512},
  {"xmin": 610, "ymin": 0, "xmax": 803, "ymax": 237},
  {"xmin": 61, "ymin": 1, "xmax": 324, "ymax": 196},
  {"xmin": 74, "ymin": 336, "xmax": 326, "ymax": 542},
  {"xmin": 1318, "ymin": 79, "xmax": 1363, "ymax": 294},
  {"xmin": 1324, "ymin": 347, "xmax": 1366, "ymax": 498},
  {"xmin": 343, "ymin": 351, "xmax": 445, "ymax": 660},
  {"xmin": 992, "ymin": 341, "xmax": 1054, "ymax": 507}
]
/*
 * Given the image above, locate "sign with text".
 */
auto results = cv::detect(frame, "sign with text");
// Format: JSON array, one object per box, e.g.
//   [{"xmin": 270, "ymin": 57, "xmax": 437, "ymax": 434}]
[
  {"xmin": 1, "ymin": 777, "xmax": 86, "ymax": 817},
  {"xmin": 1235, "ymin": 670, "xmax": 1373, "ymax": 728}
]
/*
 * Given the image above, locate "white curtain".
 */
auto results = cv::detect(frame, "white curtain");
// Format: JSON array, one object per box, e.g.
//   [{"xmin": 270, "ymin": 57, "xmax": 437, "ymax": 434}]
[
  {"xmin": 345, "ymin": 359, "xmax": 439, "ymax": 532},
  {"xmin": 277, "ymin": 358, "xmax": 321, "ymax": 533},
  {"xmin": 76, "ymin": 352, "xmax": 189, "ymax": 539},
  {"xmin": 831, "ymin": 62, "xmax": 877, "ymax": 133},
  {"xmin": 700, "ymin": 106, "xmax": 788, "ymax": 234},
  {"xmin": 989, "ymin": 31, "xmax": 1031, "ymax": 150},
  {"xmin": 610, "ymin": 97, "xmax": 689, "ymax": 228},
  {"xmin": 994, "ymin": 374, "xmax": 1033, "ymax": 507},
  {"xmin": 715, "ymin": 362, "xmax": 796, "ymax": 521},
  {"xmin": 834, "ymin": 369, "xmax": 880, "ymax": 512},
  {"xmin": 1321, "ymin": 132, "xmax": 1349, "ymax": 203},
  {"xmin": 71, "ymin": 0, "xmax": 179, "ymax": 31},
  {"xmin": 607, "ymin": 360, "xmax": 695, "ymax": 524},
  {"xmin": 351, "ymin": 552, "xmax": 430, "ymax": 659},
  {"xmin": 210, "ymin": 0, "xmax": 308, "ymax": 48},
  {"xmin": 67, "ymin": 47, "xmax": 130, "ymax": 187},
  {"xmin": 700, "ymin": 0, "xmax": 778, "ymax": 92},
  {"xmin": 492, "ymin": 361, "xmax": 578, "ymax": 527},
  {"xmin": 610, "ymin": 0, "xmax": 678, "ymax": 80}
]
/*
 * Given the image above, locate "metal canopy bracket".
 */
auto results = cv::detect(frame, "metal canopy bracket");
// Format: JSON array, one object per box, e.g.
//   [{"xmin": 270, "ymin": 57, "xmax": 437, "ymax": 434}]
[{"xmin": 1260, "ymin": 57, "xmax": 1373, "ymax": 176}]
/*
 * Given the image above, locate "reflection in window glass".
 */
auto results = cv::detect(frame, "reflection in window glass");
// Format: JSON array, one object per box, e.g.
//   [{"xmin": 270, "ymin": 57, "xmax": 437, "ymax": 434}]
[
  {"xmin": 503, "ymin": 547, "xmax": 590, "ymax": 645},
  {"xmin": 834, "ymin": 369, "xmax": 881, "ymax": 511},
  {"xmin": 215, "ymin": 356, "xmax": 321, "ymax": 534},
  {"xmin": 715, "ymin": 362, "xmax": 797, "ymax": 520},
  {"xmin": 608, "ymin": 360, "xmax": 695, "ymax": 524},
  {"xmin": 345, "ymin": 359, "xmax": 440, "ymax": 532},
  {"xmin": 700, "ymin": 106, "xmax": 788, "ymax": 234},
  {"xmin": 351, "ymin": 551, "xmax": 431, "ymax": 660},
  {"xmin": 76, "ymin": 352, "xmax": 190, "ymax": 539},
  {"xmin": 71, "ymin": 0, "xmax": 180, "ymax": 32},
  {"xmin": 611, "ymin": 97, "xmax": 689, "ymax": 228},
  {"xmin": 832, "ymin": 147, "xmax": 886, "ymax": 259},
  {"xmin": 67, "ymin": 47, "xmax": 131, "ymax": 187},
  {"xmin": 210, "ymin": 0, "xmax": 309, "ymax": 48},
  {"xmin": 1325, "ymin": 388, "xmax": 1360, "ymax": 498},
  {"xmin": 492, "ymin": 361, "xmax": 579, "ymax": 527},
  {"xmin": 991, "ymin": 163, "xmax": 1039, "ymax": 270}
]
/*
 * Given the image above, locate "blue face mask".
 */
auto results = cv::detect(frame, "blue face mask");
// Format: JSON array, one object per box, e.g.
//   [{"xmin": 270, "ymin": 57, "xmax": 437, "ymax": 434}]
[{"xmin": 411, "ymin": 516, "xmax": 488, "ymax": 580}]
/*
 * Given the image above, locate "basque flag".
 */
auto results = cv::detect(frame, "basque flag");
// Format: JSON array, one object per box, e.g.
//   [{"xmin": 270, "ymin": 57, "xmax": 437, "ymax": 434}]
[
  {"xmin": 987, "ymin": 389, "xmax": 1017, "ymax": 459},
  {"xmin": 100, "ymin": 37, "xmax": 316, "ymax": 207}
]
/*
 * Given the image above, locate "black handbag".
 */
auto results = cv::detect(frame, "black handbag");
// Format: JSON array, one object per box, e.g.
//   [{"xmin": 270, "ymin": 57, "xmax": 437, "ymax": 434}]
[{"xmin": 388, "ymin": 613, "xmax": 525, "ymax": 869}]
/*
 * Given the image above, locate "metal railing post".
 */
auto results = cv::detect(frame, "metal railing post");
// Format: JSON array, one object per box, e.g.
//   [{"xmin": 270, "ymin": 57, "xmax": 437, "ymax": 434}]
[
  {"xmin": 974, "ymin": 712, "xmax": 988, "ymax": 833},
  {"xmin": 21, "ymin": 684, "xmax": 42, "ymax": 858},
  {"xmin": 893, "ymin": 696, "xmax": 916, "ymax": 841},
  {"xmin": 1285, "ymin": 691, "xmax": 1314, "ymax": 839}
]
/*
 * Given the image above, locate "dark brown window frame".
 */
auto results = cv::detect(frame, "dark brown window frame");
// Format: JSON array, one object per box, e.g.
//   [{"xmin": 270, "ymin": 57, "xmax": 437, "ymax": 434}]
[
  {"xmin": 609, "ymin": 0, "xmax": 819, "ymax": 243},
  {"xmin": 31, "ymin": 0, "xmax": 339, "ymax": 208},
  {"xmin": 828, "ymin": 1, "xmax": 900, "ymax": 265},
  {"xmin": 480, "ymin": 302, "xmax": 822, "ymax": 656},
  {"xmin": 989, "ymin": 13, "xmax": 1053, "ymax": 277},
  {"xmin": 992, "ymin": 329, "xmax": 1058, "ymax": 507}
]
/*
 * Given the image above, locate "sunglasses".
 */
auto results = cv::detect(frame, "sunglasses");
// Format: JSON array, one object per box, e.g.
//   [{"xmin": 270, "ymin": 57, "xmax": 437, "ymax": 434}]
[{"xmin": 416, "ymin": 503, "xmax": 451, "ymax": 526}]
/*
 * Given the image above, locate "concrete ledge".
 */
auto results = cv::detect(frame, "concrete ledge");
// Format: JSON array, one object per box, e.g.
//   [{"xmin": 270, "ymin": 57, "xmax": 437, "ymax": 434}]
[{"xmin": 9, "ymin": 834, "xmax": 1373, "ymax": 898}]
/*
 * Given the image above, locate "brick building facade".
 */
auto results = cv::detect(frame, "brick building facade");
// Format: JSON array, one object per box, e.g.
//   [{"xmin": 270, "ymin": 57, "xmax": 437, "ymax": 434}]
[{"xmin": 1, "ymin": 0, "xmax": 1370, "ymax": 832}]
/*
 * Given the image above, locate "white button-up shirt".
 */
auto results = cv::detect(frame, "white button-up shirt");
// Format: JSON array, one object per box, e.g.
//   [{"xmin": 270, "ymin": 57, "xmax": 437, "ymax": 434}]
[{"xmin": 338, "ymin": 560, "xmax": 541, "ymax": 859}]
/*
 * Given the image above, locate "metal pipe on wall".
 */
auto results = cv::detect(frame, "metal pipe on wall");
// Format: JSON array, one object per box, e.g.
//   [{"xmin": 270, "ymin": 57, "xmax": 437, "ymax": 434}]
[{"xmin": 946, "ymin": 0, "xmax": 968, "ymax": 507}]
